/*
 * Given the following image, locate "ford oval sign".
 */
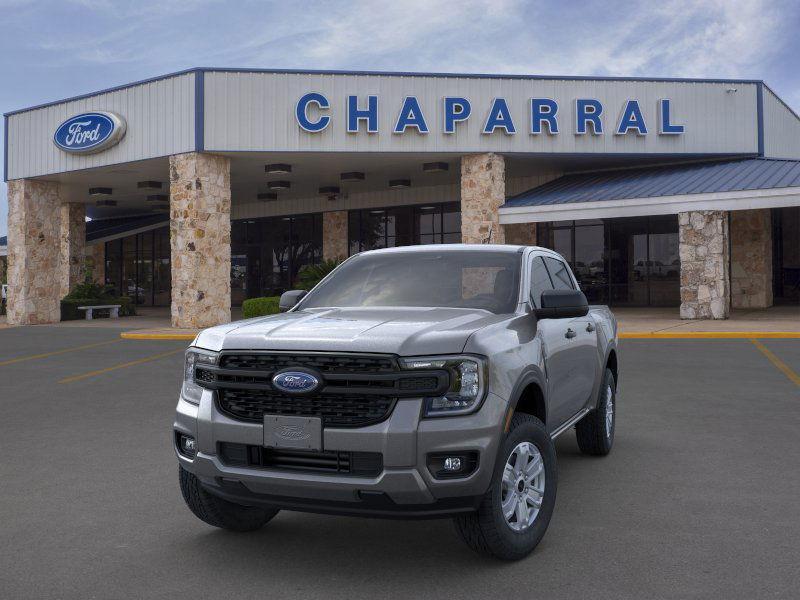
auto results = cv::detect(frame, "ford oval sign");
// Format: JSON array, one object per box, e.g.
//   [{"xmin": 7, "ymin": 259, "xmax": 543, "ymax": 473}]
[
  {"xmin": 53, "ymin": 111, "xmax": 127, "ymax": 154},
  {"xmin": 272, "ymin": 370, "xmax": 320, "ymax": 394}
]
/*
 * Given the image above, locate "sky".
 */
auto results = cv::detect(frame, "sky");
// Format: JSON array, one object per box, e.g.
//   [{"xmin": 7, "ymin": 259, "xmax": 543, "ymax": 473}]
[{"xmin": 1, "ymin": 0, "xmax": 799, "ymax": 237}]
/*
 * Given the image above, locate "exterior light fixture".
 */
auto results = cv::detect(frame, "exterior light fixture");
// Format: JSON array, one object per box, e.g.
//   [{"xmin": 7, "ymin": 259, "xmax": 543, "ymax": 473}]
[
  {"xmin": 95, "ymin": 199, "xmax": 117, "ymax": 207},
  {"xmin": 340, "ymin": 172, "xmax": 365, "ymax": 182},
  {"xmin": 319, "ymin": 186, "xmax": 340, "ymax": 195},
  {"xmin": 422, "ymin": 162, "xmax": 449, "ymax": 173},
  {"xmin": 146, "ymin": 194, "xmax": 169, "ymax": 202},
  {"xmin": 257, "ymin": 192, "xmax": 278, "ymax": 201},
  {"xmin": 137, "ymin": 181, "xmax": 163, "ymax": 189},
  {"xmin": 89, "ymin": 187, "xmax": 112, "ymax": 196},
  {"xmin": 267, "ymin": 180, "xmax": 291, "ymax": 190},
  {"xmin": 388, "ymin": 179, "xmax": 411, "ymax": 188},
  {"xmin": 265, "ymin": 163, "xmax": 292, "ymax": 174}
]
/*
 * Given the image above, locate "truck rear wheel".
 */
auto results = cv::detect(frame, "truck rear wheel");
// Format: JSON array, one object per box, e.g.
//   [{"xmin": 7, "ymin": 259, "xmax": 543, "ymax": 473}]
[
  {"xmin": 575, "ymin": 368, "xmax": 616, "ymax": 456},
  {"xmin": 454, "ymin": 414, "xmax": 557, "ymax": 560},
  {"xmin": 179, "ymin": 467, "xmax": 278, "ymax": 532}
]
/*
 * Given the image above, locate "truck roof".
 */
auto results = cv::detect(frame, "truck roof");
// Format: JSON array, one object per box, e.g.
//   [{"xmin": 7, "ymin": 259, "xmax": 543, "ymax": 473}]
[{"xmin": 358, "ymin": 244, "xmax": 532, "ymax": 255}]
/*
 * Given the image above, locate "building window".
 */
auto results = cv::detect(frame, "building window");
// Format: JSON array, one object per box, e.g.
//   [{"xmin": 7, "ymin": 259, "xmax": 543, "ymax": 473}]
[
  {"xmin": 231, "ymin": 213, "xmax": 323, "ymax": 301},
  {"xmin": 537, "ymin": 215, "xmax": 679, "ymax": 307},
  {"xmin": 348, "ymin": 202, "xmax": 461, "ymax": 253},
  {"xmin": 104, "ymin": 227, "xmax": 172, "ymax": 307}
]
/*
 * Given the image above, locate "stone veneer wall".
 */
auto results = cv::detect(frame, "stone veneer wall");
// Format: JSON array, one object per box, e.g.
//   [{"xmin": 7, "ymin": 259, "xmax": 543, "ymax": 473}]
[
  {"xmin": 679, "ymin": 210, "xmax": 730, "ymax": 319},
  {"xmin": 461, "ymin": 153, "xmax": 506, "ymax": 244},
  {"xmin": 503, "ymin": 223, "xmax": 537, "ymax": 246},
  {"xmin": 59, "ymin": 202, "xmax": 86, "ymax": 298},
  {"xmin": 169, "ymin": 152, "xmax": 231, "ymax": 328},
  {"xmin": 323, "ymin": 211, "xmax": 349, "ymax": 261},
  {"xmin": 6, "ymin": 179, "xmax": 62, "ymax": 325},
  {"xmin": 86, "ymin": 243, "xmax": 105, "ymax": 285},
  {"xmin": 730, "ymin": 209, "xmax": 773, "ymax": 309}
]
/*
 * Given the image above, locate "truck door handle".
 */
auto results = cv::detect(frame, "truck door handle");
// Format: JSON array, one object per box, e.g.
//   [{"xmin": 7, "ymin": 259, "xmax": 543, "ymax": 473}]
[
  {"xmin": 586, "ymin": 323, "xmax": 595, "ymax": 332},
  {"xmin": 565, "ymin": 328, "xmax": 576, "ymax": 339}
]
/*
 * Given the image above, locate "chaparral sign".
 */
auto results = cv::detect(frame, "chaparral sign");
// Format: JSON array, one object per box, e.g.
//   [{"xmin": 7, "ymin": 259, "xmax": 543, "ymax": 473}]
[
  {"xmin": 53, "ymin": 111, "xmax": 127, "ymax": 154},
  {"xmin": 295, "ymin": 94, "xmax": 685, "ymax": 137}
]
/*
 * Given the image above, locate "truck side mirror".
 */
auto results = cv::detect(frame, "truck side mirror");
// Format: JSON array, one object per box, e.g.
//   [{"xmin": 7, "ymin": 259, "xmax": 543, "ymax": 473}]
[
  {"xmin": 279, "ymin": 290, "xmax": 308, "ymax": 312},
  {"xmin": 535, "ymin": 289, "xmax": 589, "ymax": 319}
]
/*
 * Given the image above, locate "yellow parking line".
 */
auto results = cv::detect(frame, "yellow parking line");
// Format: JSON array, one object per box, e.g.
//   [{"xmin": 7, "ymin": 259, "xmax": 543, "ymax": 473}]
[
  {"xmin": 620, "ymin": 332, "xmax": 800, "ymax": 339},
  {"xmin": 121, "ymin": 332, "xmax": 196, "ymax": 340},
  {"xmin": 751, "ymin": 339, "xmax": 800, "ymax": 388},
  {"xmin": 59, "ymin": 348, "xmax": 184, "ymax": 384},
  {"xmin": 0, "ymin": 339, "xmax": 121, "ymax": 367}
]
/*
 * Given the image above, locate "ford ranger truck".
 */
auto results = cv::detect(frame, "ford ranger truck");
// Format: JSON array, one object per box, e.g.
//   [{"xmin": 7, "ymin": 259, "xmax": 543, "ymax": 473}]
[{"xmin": 174, "ymin": 245, "xmax": 618, "ymax": 560}]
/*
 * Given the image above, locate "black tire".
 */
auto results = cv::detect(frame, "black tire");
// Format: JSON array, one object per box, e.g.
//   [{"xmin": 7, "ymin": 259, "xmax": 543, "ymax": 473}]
[
  {"xmin": 179, "ymin": 467, "xmax": 278, "ymax": 532},
  {"xmin": 454, "ymin": 414, "xmax": 557, "ymax": 561},
  {"xmin": 575, "ymin": 368, "xmax": 616, "ymax": 456}
]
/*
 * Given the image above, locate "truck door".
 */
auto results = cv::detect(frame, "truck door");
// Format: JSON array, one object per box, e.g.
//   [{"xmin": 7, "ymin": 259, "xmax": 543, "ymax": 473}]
[{"xmin": 533, "ymin": 255, "xmax": 597, "ymax": 431}]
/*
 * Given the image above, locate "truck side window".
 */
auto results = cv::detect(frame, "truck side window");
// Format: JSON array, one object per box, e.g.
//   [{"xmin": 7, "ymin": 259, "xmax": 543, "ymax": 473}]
[
  {"xmin": 530, "ymin": 256, "xmax": 554, "ymax": 308},
  {"xmin": 544, "ymin": 257, "xmax": 575, "ymax": 290}
]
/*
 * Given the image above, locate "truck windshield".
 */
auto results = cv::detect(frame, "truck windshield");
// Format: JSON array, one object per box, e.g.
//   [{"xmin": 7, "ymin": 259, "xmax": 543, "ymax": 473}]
[{"xmin": 298, "ymin": 250, "xmax": 522, "ymax": 314}]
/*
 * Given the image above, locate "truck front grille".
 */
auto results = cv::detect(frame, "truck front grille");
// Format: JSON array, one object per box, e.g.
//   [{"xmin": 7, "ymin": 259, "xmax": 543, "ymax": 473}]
[
  {"xmin": 217, "ymin": 388, "xmax": 396, "ymax": 427},
  {"xmin": 218, "ymin": 442, "xmax": 383, "ymax": 477},
  {"xmin": 198, "ymin": 352, "xmax": 445, "ymax": 428}
]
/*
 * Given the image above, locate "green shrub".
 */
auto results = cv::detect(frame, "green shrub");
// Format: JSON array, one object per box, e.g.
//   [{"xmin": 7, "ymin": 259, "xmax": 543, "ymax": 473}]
[
  {"xmin": 60, "ymin": 297, "xmax": 136, "ymax": 321},
  {"xmin": 296, "ymin": 259, "xmax": 343, "ymax": 290},
  {"xmin": 242, "ymin": 296, "xmax": 281, "ymax": 319}
]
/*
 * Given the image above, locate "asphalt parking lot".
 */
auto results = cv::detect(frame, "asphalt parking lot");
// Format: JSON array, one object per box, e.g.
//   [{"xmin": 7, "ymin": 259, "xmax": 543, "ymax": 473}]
[{"xmin": 1, "ymin": 325, "xmax": 799, "ymax": 600}]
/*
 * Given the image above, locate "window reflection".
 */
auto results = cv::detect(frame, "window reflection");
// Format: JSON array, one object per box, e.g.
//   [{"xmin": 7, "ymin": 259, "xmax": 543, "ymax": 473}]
[
  {"xmin": 349, "ymin": 202, "xmax": 461, "ymax": 252},
  {"xmin": 536, "ymin": 216, "xmax": 678, "ymax": 307}
]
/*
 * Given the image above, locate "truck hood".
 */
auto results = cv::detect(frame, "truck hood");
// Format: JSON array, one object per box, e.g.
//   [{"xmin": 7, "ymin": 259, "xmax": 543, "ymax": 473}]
[{"xmin": 193, "ymin": 307, "xmax": 507, "ymax": 356}]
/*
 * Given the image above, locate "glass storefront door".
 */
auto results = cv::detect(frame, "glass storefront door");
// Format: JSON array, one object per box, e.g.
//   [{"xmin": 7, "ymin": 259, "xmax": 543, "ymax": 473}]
[
  {"xmin": 537, "ymin": 215, "xmax": 679, "ymax": 307},
  {"xmin": 105, "ymin": 227, "xmax": 172, "ymax": 306},
  {"xmin": 231, "ymin": 213, "xmax": 323, "ymax": 300},
  {"xmin": 773, "ymin": 207, "xmax": 800, "ymax": 304}
]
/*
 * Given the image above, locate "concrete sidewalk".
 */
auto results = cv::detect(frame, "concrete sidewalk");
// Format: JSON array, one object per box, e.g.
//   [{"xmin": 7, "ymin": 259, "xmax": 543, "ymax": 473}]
[
  {"xmin": 119, "ymin": 305, "xmax": 799, "ymax": 340},
  {"xmin": 2, "ymin": 305, "xmax": 797, "ymax": 339}
]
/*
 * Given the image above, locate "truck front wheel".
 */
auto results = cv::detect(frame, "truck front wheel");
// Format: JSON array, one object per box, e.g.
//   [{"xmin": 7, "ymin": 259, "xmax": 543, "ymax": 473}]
[
  {"xmin": 179, "ymin": 467, "xmax": 279, "ymax": 532},
  {"xmin": 454, "ymin": 414, "xmax": 557, "ymax": 560}
]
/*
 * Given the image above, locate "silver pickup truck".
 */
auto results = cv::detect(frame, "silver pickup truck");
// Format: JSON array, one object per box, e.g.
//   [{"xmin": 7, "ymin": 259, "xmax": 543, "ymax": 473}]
[{"xmin": 174, "ymin": 244, "xmax": 618, "ymax": 560}]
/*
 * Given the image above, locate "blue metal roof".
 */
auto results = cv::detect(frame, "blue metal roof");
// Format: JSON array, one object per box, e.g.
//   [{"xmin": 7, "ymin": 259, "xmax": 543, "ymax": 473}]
[{"xmin": 503, "ymin": 158, "xmax": 800, "ymax": 208}]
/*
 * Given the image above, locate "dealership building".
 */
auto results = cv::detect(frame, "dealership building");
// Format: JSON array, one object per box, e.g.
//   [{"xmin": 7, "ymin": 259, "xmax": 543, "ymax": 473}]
[{"xmin": 3, "ymin": 68, "xmax": 799, "ymax": 327}]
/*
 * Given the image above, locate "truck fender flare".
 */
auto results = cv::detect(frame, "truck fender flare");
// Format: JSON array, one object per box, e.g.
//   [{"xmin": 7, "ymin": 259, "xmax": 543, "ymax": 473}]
[{"xmin": 504, "ymin": 368, "xmax": 548, "ymax": 432}]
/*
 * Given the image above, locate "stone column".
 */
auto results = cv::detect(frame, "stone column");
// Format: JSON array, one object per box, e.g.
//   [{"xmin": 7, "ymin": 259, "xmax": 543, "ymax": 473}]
[
  {"xmin": 503, "ymin": 222, "xmax": 537, "ymax": 246},
  {"xmin": 169, "ymin": 152, "xmax": 231, "ymax": 329},
  {"xmin": 86, "ymin": 243, "xmax": 105, "ymax": 285},
  {"xmin": 59, "ymin": 202, "xmax": 86, "ymax": 298},
  {"xmin": 323, "ymin": 210, "xmax": 349, "ymax": 261},
  {"xmin": 679, "ymin": 210, "xmax": 730, "ymax": 319},
  {"xmin": 461, "ymin": 153, "xmax": 506, "ymax": 244},
  {"xmin": 730, "ymin": 209, "xmax": 773, "ymax": 309},
  {"xmin": 6, "ymin": 179, "xmax": 62, "ymax": 325}
]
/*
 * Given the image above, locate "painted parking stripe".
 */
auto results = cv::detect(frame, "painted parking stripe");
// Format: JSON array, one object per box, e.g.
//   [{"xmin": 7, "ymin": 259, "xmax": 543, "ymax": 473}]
[
  {"xmin": 58, "ymin": 348, "xmax": 184, "ymax": 384},
  {"xmin": 620, "ymin": 332, "xmax": 800, "ymax": 339},
  {"xmin": 0, "ymin": 339, "xmax": 121, "ymax": 367},
  {"xmin": 750, "ymin": 339, "xmax": 800, "ymax": 388}
]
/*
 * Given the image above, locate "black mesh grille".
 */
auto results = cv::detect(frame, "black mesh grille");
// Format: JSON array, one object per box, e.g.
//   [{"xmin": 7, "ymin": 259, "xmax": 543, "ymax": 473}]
[
  {"xmin": 218, "ymin": 442, "xmax": 383, "ymax": 477},
  {"xmin": 204, "ymin": 352, "xmax": 447, "ymax": 427},
  {"xmin": 219, "ymin": 353, "xmax": 396, "ymax": 373},
  {"xmin": 218, "ymin": 389, "xmax": 395, "ymax": 426}
]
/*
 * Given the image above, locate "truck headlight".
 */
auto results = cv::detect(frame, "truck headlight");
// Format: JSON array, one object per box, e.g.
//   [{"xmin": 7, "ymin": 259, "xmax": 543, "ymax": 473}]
[
  {"xmin": 182, "ymin": 348, "xmax": 218, "ymax": 405},
  {"xmin": 400, "ymin": 355, "xmax": 487, "ymax": 417}
]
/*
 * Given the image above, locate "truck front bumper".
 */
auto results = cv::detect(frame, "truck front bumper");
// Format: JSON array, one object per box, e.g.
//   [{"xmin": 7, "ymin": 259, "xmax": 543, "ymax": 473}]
[{"xmin": 174, "ymin": 389, "xmax": 507, "ymax": 518}]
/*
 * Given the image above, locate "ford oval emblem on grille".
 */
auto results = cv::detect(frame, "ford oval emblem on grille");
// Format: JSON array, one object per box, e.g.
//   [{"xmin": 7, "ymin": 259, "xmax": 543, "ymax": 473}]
[{"xmin": 272, "ymin": 370, "xmax": 320, "ymax": 394}]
